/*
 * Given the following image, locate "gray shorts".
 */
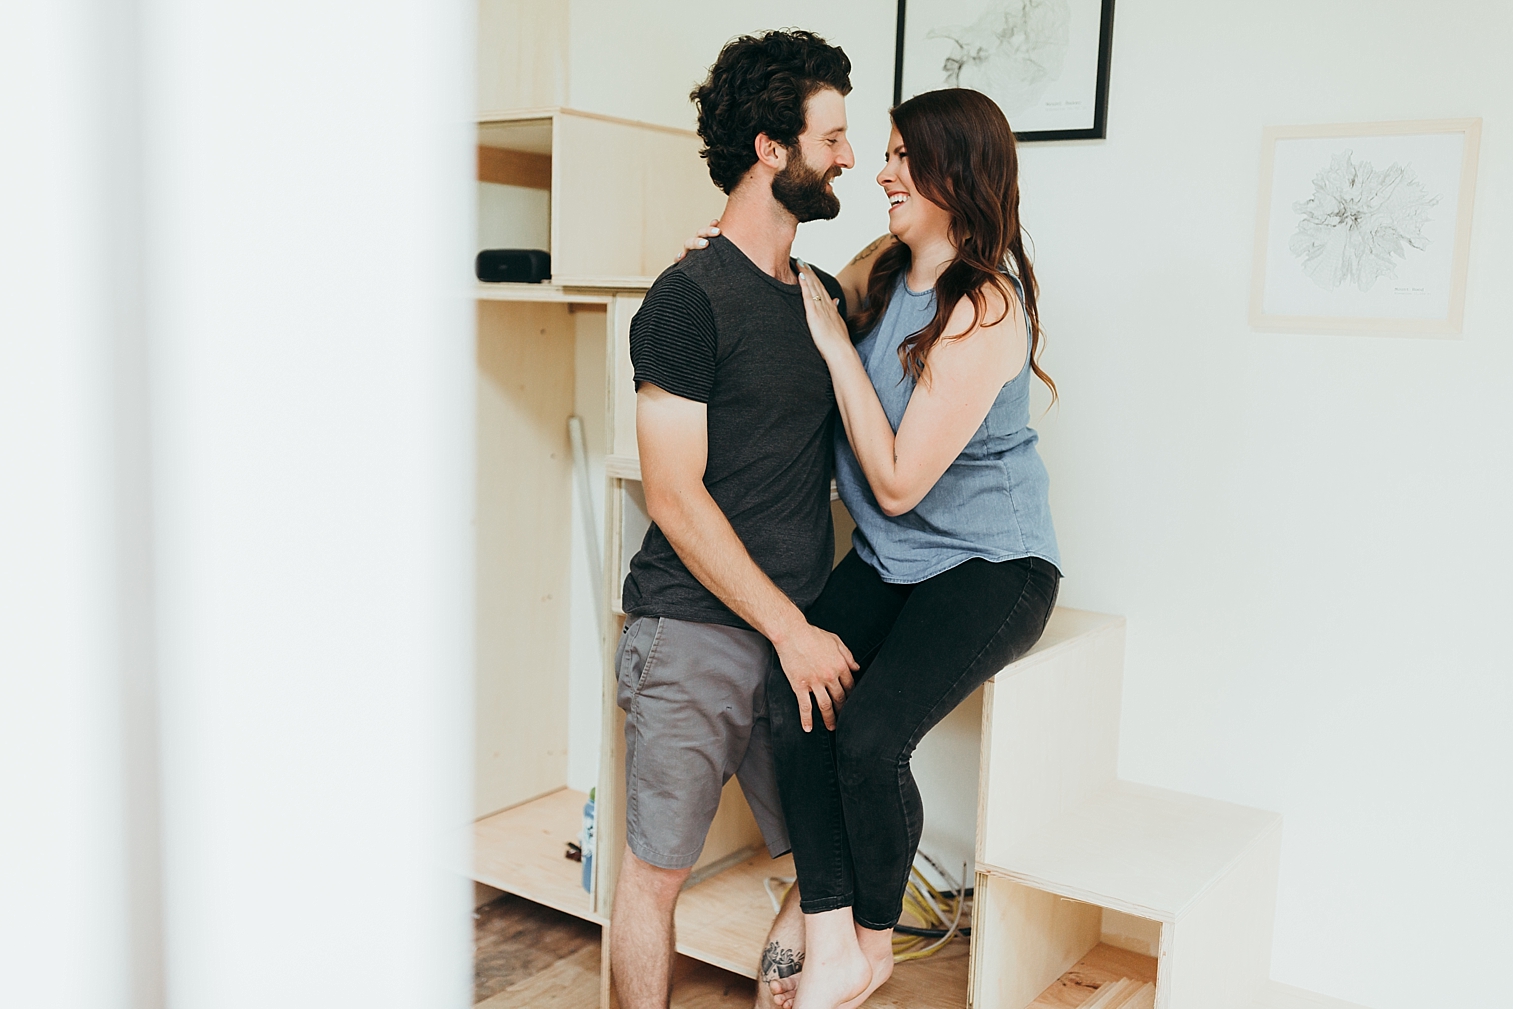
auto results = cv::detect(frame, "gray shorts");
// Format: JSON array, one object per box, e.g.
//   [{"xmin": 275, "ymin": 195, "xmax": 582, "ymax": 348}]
[{"xmin": 615, "ymin": 615, "xmax": 791, "ymax": 870}]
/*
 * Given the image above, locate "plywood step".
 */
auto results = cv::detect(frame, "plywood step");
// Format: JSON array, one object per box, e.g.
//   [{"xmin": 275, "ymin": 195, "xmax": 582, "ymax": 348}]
[{"xmin": 980, "ymin": 780, "xmax": 1282, "ymax": 921}]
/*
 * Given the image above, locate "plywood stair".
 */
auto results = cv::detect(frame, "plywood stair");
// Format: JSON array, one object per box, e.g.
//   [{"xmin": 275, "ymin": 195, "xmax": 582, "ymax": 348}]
[{"xmin": 970, "ymin": 610, "xmax": 1284, "ymax": 1009}]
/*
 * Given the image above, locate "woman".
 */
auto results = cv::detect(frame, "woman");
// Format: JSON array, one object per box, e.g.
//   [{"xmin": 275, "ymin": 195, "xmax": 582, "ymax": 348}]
[{"xmin": 774, "ymin": 88, "xmax": 1060, "ymax": 1009}]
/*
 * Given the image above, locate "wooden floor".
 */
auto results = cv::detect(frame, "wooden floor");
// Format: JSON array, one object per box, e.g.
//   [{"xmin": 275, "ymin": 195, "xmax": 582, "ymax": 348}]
[
  {"xmin": 474, "ymin": 890, "xmax": 599, "ymax": 1004},
  {"xmin": 475, "ymin": 889, "xmax": 1151, "ymax": 1009},
  {"xmin": 474, "ymin": 890, "xmax": 755, "ymax": 1009},
  {"xmin": 473, "ymin": 791, "xmax": 974, "ymax": 1005}
]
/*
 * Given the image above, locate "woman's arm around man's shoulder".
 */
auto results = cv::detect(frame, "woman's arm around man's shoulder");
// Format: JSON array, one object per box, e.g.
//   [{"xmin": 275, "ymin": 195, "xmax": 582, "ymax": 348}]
[{"xmin": 834, "ymin": 234, "xmax": 896, "ymax": 319}]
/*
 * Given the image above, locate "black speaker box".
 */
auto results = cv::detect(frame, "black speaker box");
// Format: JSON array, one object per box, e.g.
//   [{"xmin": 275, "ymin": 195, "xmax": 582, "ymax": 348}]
[{"xmin": 476, "ymin": 249, "xmax": 551, "ymax": 284}]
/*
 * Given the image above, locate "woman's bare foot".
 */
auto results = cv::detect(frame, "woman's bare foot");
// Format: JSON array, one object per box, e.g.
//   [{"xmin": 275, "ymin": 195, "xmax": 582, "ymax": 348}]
[
  {"xmin": 837, "ymin": 927, "xmax": 894, "ymax": 1009},
  {"xmin": 791, "ymin": 909, "xmax": 873, "ymax": 1009}
]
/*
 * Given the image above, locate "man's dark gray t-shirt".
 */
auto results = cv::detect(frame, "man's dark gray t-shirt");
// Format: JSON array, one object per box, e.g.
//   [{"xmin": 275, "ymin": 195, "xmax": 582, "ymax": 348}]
[{"xmin": 621, "ymin": 235, "xmax": 845, "ymax": 631}]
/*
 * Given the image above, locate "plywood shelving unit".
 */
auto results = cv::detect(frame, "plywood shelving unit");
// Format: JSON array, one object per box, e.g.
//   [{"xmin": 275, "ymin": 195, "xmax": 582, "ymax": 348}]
[{"xmin": 470, "ymin": 63, "xmax": 726, "ymax": 923}]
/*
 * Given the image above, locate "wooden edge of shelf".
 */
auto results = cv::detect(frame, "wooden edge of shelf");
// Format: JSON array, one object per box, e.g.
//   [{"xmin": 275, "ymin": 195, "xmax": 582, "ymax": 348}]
[
  {"xmin": 474, "ymin": 280, "xmax": 649, "ymax": 302},
  {"xmin": 476, "ymin": 283, "xmax": 614, "ymax": 304},
  {"xmin": 606, "ymin": 455, "xmax": 641, "ymax": 481},
  {"xmin": 550, "ymin": 276, "xmax": 654, "ymax": 291},
  {"xmin": 975, "ymin": 865, "xmax": 1175, "ymax": 925},
  {"xmin": 477, "ymin": 106, "xmax": 559, "ymax": 123},
  {"xmin": 469, "ymin": 868, "xmax": 609, "ymax": 929},
  {"xmin": 477, "ymin": 106, "xmax": 700, "ymax": 140}
]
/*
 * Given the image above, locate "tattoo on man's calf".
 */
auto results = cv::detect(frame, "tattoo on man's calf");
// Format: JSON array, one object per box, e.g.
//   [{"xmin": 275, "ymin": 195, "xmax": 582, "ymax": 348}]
[{"xmin": 761, "ymin": 941, "xmax": 804, "ymax": 980}]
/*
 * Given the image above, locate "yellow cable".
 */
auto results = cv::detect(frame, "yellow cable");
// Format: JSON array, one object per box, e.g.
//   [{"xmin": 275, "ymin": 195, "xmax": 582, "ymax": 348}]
[{"xmin": 890, "ymin": 864, "xmax": 970, "ymax": 962}]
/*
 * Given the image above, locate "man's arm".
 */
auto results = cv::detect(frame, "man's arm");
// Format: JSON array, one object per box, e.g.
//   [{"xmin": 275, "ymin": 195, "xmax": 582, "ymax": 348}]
[{"xmin": 637, "ymin": 382, "xmax": 857, "ymax": 731}]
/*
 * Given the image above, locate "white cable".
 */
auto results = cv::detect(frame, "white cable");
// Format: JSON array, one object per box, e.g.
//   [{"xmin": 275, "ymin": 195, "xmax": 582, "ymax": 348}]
[
  {"xmin": 568, "ymin": 416, "xmax": 604, "ymax": 638},
  {"xmin": 764, "ymin": 876, "xmax": 795, "ymax": 914}
]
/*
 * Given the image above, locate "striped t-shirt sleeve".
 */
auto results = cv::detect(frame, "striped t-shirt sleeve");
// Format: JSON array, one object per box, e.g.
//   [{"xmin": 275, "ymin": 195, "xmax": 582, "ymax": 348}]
[{"xmin": 629, "ymin": 272, "xmax": 718, "ymax": 404}]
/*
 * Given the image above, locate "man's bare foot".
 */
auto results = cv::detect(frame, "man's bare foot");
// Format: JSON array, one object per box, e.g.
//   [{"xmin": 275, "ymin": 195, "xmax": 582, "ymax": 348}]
[
  {"xmin": 792, "ymin": 910, "xmax": 872, "ymax": 1009},
  {"xmin": 757, "ymin": 884, "xmax": 804, "ymax": 1009},
  {"xmin": 770, "ymin": 973, "xmax": 797, "ymax": 1009},
  {"xmin": 836, "ymin": 927, "xmax": 894, "ymax": 1009},
  {"xmin": 763, "ymin": 940, "xmax": 804, "ymax": 1009}
]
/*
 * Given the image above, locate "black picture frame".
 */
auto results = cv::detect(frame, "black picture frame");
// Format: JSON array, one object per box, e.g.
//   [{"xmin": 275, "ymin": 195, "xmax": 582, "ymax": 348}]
[{"xmin": 894, "ymin": 0, "xmax": 1116, "ymax": 143}]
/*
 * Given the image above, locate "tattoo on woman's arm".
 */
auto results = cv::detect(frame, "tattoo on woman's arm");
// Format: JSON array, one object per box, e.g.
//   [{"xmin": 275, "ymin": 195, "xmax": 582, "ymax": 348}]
[
  {"xmin": 760, "ymin": 941, "xmax": 804, "ymax": 980},
  {"xmin": 847, "ymin": 235, "xmax": 892, "ymax": 267}
]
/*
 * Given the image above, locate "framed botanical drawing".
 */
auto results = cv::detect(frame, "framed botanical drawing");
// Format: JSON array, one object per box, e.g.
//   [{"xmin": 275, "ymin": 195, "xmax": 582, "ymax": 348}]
[
  {"xmin": 893, "ymin": 0, "xmax": 1116, "ymax": 142},
  {"xmin": 1249, "ymin": 119, "xmax": 1482, "ymax": 337}
]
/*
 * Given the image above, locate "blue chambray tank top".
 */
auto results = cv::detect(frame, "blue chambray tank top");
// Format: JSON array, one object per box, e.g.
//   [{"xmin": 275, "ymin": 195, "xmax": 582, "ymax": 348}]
[{"xmin": 834, "ymin": 273, "xmax": 1061, "ymax": 584}]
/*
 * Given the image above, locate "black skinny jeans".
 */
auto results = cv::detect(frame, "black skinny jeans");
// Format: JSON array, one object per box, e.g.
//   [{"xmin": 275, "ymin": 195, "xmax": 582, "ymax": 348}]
[{"xmin": 768, "ymin": 550, "xmax": 1059, "ymax": 930}]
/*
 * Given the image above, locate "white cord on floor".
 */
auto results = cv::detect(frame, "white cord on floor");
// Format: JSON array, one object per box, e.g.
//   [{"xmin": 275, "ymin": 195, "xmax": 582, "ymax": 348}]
[{"xmin": 764, "ymin": 876, "xmax": 796, "ymax": 914}]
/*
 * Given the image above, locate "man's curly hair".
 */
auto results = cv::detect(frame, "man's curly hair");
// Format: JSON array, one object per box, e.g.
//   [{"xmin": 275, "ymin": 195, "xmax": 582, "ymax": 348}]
[{"xmin": 690, "ymin": 30, "xmax": 853, "ymax": 195}]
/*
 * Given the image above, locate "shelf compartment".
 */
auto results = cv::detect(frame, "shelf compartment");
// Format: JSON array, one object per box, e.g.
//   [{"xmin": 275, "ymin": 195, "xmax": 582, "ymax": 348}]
[
  {"xmin": 474, "ymin": 787, "xmax": 600, "ymax": 925},
  {"xmin": 975, "ymin": 782, "xmax": 1282, "ymax": 1009},
  {"xmin": 475, "ymin": 108, "xmax": 724, "ymax": 287},
  {"xmin": 973, "ymin": 874, "xmax": 1162, "ymax": 1009}
]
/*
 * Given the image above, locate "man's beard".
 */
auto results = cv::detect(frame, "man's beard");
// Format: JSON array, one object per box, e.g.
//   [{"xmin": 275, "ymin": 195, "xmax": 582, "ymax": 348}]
[{"xmin": 772, "ymin": 150, "xmax": 841, "ymax": 222}]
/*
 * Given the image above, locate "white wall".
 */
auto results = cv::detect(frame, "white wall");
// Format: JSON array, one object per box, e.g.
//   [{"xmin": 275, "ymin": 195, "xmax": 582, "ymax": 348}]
[
  {"xmin": 1022, "ymin": 6, "xmax": 1511, "ymax": 1007},
  {"xmin": 566, "ymin": 0, "xmax": 896, "ymax": 272},
  {"xmin": 559, "ymin": 3, "xmax": 1513, "ymax": 1007},
  {"xmin": 478, "ymin": 182, "xmax": 550, "ymax": 251}
]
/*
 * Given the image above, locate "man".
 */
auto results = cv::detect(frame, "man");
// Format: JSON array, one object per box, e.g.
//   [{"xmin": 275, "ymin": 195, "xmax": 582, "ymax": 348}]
[{"xmin": 610, "ymin": 29, "xmax": 857, "ymax": 1009}]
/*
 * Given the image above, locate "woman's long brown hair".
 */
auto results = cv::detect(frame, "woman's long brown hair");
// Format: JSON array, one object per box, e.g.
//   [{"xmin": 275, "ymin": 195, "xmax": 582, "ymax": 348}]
[{"xmin": 850, "ymin": 88, "xmax": 1055, "ymax": 400}]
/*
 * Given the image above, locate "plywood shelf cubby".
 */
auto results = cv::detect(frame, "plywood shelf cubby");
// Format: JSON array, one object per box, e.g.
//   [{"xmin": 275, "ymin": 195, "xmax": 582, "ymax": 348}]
[
  {"xmin": 475, "ymin": 108, "xmax": 724, "ymax": 289},
  {"xmin": 474, "ymin": 787, "xmax": 600, "ymax": 925}
]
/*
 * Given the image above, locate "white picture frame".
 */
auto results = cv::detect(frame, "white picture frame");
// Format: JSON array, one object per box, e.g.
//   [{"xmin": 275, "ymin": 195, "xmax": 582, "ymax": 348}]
[{"xmin": 1249, "ymin": 119, "xmax": 1482, "ymax": 337}]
